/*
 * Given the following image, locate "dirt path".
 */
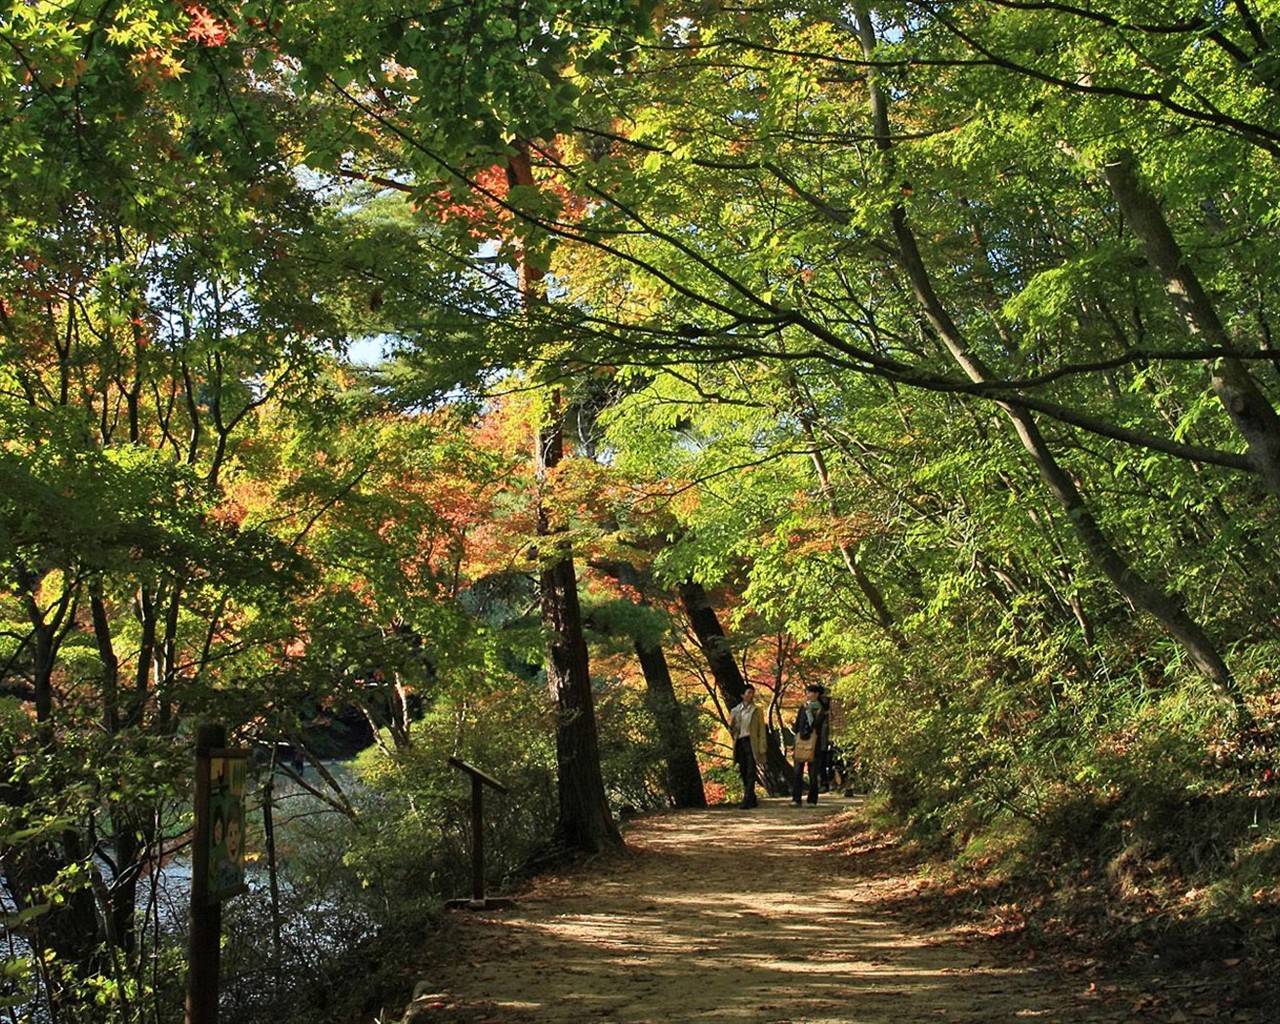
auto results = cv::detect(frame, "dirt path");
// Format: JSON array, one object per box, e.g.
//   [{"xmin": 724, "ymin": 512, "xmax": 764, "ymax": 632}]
[{"xmin": 396, "ymin": 798, "xmax": 1092, "ymax": 1024}]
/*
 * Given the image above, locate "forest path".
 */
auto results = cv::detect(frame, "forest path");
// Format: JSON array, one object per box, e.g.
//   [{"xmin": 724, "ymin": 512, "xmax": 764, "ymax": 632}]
[{"xmin": 394, "ymin": 797, "xmax": 1109, "ymax": 1024}]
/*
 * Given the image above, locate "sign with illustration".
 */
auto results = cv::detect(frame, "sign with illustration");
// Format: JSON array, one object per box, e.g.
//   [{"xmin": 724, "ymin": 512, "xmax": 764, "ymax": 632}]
[{"xmin": 205, "ymin": 749, "xmax": 248, "ymax": 902}]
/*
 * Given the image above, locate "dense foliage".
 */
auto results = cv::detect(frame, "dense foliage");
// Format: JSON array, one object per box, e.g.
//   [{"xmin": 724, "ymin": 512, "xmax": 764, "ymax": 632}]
[{"xmin": 3, "ymin": 1, "xmax": 1280, "ymax": 1021}]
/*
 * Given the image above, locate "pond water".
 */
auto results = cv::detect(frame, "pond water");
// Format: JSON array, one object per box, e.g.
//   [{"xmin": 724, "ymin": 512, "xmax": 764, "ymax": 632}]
[{"xmin": 1, "ymin": 760, "xmax": 367, "ymax": 1019}]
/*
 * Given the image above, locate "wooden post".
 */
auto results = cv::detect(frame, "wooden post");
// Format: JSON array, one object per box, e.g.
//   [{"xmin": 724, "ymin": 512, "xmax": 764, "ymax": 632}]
[
  {"xmin": 446, "ymin": 757, "xmax": 510, "ymax": 910},
  {"xmin": 185, "ymin": 723, "xmax": 224, "ymax": 1024},
  {"xmin": 469, "ymin": 774, "xmax": 485, "ymax": 903}
]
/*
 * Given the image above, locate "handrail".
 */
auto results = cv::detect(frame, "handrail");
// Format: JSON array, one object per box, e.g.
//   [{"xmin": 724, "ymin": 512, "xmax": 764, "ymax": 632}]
[
  {"xmin": 446, "ymin": 757, "xmax": 511, "ymax": 909},
  {"xmin": 447, "ymin": 756, "xmax": 510, "ymax": 794}
]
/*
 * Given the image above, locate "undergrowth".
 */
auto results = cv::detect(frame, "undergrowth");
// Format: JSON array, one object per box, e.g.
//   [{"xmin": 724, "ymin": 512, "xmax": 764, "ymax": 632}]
[{"xmin": 851, "ymin": 682, "xmax": 1280, "ymax": 965}]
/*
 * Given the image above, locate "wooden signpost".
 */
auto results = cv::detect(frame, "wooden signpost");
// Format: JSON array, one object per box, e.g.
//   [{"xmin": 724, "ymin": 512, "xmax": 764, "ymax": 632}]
[{"xmin": 185, "ymin": 724, "xmax": 248, "ymax": 1024}]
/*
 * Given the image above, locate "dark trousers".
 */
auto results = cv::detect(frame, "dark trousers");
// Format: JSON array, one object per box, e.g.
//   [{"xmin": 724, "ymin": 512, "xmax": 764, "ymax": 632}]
[
  {"xmin": 734, "ymin": 736, "xmax": 758, "ymax": 807},
  {"xmin": 792, "ymin": 758, "xmax": 819, "ymax": 804}
]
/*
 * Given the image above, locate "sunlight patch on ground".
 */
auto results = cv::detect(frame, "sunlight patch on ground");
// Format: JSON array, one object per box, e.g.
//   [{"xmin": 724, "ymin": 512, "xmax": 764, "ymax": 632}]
[{"xmin": 401, "ymin": 803, "xmax": 1084, "ymax": 1024}]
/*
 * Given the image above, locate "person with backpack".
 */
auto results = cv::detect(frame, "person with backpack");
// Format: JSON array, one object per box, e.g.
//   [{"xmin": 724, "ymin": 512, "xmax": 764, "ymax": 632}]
[
  {"xmin": 817, "ymin": 687, "xmax": 838, "ymax": 791},
  {"xmin": 791, "ymin": 684, "xmax": 827, "ymax": 805}
]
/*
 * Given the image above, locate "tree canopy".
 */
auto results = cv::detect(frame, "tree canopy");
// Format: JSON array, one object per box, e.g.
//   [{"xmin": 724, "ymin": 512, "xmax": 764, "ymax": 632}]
[{"xmin": 4, "ymin": 2, "xmax": 1280, "ymax": 1021}]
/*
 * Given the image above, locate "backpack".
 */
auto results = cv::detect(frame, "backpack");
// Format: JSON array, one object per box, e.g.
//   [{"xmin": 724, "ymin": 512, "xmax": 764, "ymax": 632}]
[{"xmin": 796, "ymin": 706, "xmax": 812, "ymax": 740}]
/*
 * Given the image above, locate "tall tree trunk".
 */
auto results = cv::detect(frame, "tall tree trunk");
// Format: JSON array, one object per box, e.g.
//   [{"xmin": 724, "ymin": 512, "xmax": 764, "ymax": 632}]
[
  {"xmin": 16, "ymin": 564, "xmax": 75, "ymax": 727},
  {"xmin": 263, "ymin": 750, "xmax": 284, "ymax": 998},
  {"xmin": 537, "ymin": 417, "xmax": 620, "ymax": 851},
  {"xmin": 633, "ymin": 636, "xmax": 707, "ymax": 807},
  {"xmin": 156, "ymin": 582, "xmax": 182, "ymax": 731},
  {"xmin": 677, "ymin": 581, "xmax": 791, "ymax": 793},
  {"xmin": 677, "ymin": 580, "xmax": 747, "ymax": 706},
  {"xmin": 593, "ymin": 559, "xmax": 706, "ymax": 807},
  {"xmin": 130, "ymin": 582, "xmax": 156, "ymax": 729},
  {"xmin": 1101, "ymin": 149, "xmax": 1280, "ymax": 500},
  {"xmin": 89, "ymin": 579, "xmax": 120, "ymax": 733},
  {"xmin": 7, "ymin": 568, "xmax": 102, "ymax": 1013},
  {"xmin": 853, "ymin": 5, "xmax": 1247, "ymax": 716},
  {"xmin": 510, "ymin": 146, "xmax": 620, "ymax": 852}
]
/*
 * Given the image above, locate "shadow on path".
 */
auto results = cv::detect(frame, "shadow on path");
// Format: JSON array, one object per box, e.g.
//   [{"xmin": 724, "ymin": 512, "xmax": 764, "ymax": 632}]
[{"xmin": 398, "ymin": 799, "xmax": 1089, "ymax": 1023}]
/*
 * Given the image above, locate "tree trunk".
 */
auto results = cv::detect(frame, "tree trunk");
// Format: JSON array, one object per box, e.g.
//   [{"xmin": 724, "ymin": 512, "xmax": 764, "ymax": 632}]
[
  {"xmin": 16, "ymin": 564, "xmax": 75, "ymax": 726},
  {"xmin": 1101, "ymin": 149, "xmax": 1280, "ymax": 500},
  {"xmin": 130, "ymin": 582, "xmax": 157, "ymax": 729},
  {"xmin": 263, "ymin": 752, "xmax": 284, "ymax": 997},
  {"xmin": 87, "ymin": 578, "xmax": 145, "ymax": 956},
  {"xmin": 592, "ymin": 560, "xmax": 707, "ymax": 807},
  {"xmin": 511, "ymin": 146, "xmax": 621, "ymax": 853},
  {"xmin": 89, "ymin": 580, "xmax": 120, "ymax": 733},
  {"xmin": 633, "ymin": 635, "xmax": 707, "ymax": 808},
  {"xmin": 677, "ymin": 581, "xmax": 791, "ymax": 794},
  {"xmin": 853, "ymin": 5, "xmax": 1247, "ymax": 716},
  {"xmin": 536, "ymin": 423, "xmax": 621, "ymax": 849},
  {"xmin": 677, "ymin": 580, "xmax": 747, "ymax": 705}
]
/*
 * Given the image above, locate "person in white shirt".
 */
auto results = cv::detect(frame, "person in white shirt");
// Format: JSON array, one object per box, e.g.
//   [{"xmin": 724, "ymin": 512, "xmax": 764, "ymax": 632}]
[{"xmin": 728, "ymin": 684, "xmax": 766, "ymax": 809}]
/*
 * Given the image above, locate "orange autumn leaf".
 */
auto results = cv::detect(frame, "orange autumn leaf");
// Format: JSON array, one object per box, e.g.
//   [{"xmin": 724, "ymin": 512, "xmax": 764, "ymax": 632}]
[{"xmin": 185, "ymin": 4, "xmax": 232, "ymax": 46}]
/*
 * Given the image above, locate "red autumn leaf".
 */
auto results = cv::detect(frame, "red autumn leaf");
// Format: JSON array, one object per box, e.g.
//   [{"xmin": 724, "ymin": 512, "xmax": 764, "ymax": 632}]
[{"xmin": 185, "ymin": 4, "xmax": 232, "ymax": 46}]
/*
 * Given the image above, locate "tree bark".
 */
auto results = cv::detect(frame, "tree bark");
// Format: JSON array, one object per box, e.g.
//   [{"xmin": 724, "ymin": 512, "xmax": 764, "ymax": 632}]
[
  {"xmin": 1101, "ymin": 149, "xmax": 1280, "ymax": 500},
  {"xmin": 853, "ymin": 5, "xmax": 1247, "ymax": 716},
  {"xmin": 536, "ymin": 421, "xmax": 621, "ymax": 849},
  {"xmin": 595, "ymin": 560, "xmax": 706, "ymax": 807},
  {"xmin": 511, "ymin": 146, "xmax": 621, "ymax": 853},
  {"xmin": 16, "ymin": 563, "xmax": 75, "ymax": 726},
  {"xmin": 677, "ymin": 581, "xmax": 747, "ymax": 705},
  {"xmin": 634, "ymin": 635, "xmax": 708, "ymax": 808},
  {"xmin": 677, "ymin": 581, "xmax": 791, "ymax": 793}
]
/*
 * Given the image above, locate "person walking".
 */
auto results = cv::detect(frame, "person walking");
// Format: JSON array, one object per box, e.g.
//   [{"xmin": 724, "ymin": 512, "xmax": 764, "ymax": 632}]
[
  {"xmin": 791, "ymin": 684, "xmax": 827, "ymax": 806},
  {"xmin": 729, "ymin": 684, "xmax": 766, "ymax": 809},
  {"xmin": 817, "ymin": 686, "xmax": 838, "ymax": 791}
]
